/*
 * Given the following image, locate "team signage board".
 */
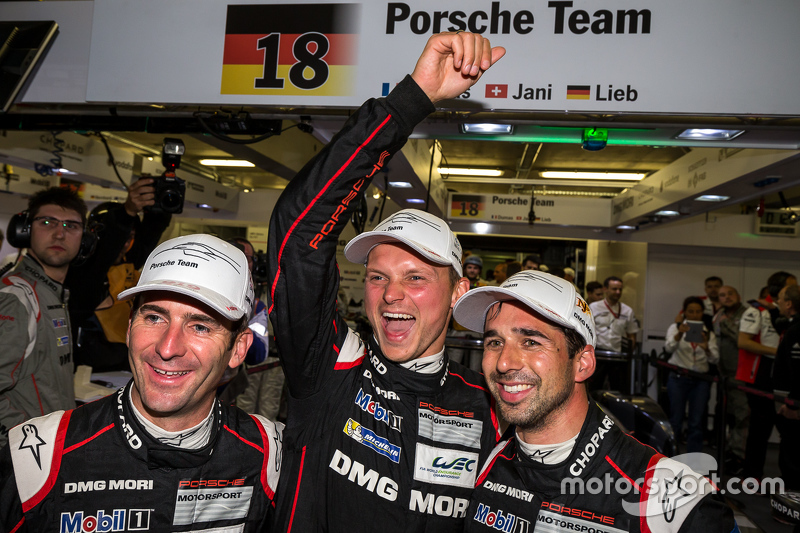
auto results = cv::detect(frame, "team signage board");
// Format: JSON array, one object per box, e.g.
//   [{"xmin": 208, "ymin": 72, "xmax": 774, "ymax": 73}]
[
  {"xmin": 80, "ymin": 0, "xmax": 800, "ymax": 115},
  {"xmin": 447, "ymin": 192, "xmax": 612, "ymax": 227}
]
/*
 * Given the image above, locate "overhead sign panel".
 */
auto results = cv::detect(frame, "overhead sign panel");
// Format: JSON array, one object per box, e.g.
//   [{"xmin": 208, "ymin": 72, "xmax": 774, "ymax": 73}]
[
  {"xmin": 448, "ymin": 192, "xmax": 612, "ymax": 227},
  {"xmin": 79, "ymin": 0, "xmax": 800, "ymax": 115}
]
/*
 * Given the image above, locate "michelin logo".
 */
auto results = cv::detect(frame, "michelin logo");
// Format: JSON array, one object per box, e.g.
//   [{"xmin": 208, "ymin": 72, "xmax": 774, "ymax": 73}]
[{"xmin": 344, "ymin": 419, "xmax": 401, "ymax": 463}]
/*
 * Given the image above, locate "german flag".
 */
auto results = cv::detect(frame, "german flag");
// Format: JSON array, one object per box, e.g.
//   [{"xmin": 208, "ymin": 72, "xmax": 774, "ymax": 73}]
[
  {"xmin": 451, "ymin": 194, "xmax": 485, "ymax": 219},
  {"xmin": 566, "ymin": 85, "xmax": 591, "ymax": 100},
  {"xmin": 221, "ymin": 4, "xmax": 359, "ymax": 96}
]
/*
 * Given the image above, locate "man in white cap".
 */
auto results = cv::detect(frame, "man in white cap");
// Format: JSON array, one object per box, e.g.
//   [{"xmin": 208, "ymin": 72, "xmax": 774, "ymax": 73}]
[
  {"xmin": 267, "ymin": 32, "xmax": 505, "ymax": 531},
  {"xmin": 0, "ymin": 234, "xmax": 282, "ymax": 532},
  {"xmin": 452, "ymin": 271, "xmax": 736, "ymax": 532}
]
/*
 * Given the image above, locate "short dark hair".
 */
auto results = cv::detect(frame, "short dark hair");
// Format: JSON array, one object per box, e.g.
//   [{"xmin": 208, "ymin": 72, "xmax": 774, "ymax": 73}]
[
  {"xmin": 784, "ymin": 285, "xmax": 800, "ymax": 312},
  {"xmin": 506, "ymin": 261, "xmax": 522, "ymax": 277},
  {"xmin": 705, "ymin": 276, "xmax": 723, "ymax": 285},
  {"xmin": 603, "ymin": 276, "xmax": 622, "ymax": 288},
  {"xmin": 228, "ymin": 237, "xmax": 254, "ymax": 252},
  {"xmin": 448, "ymin": 266, "xmax": 461, "ymax": 290},
  {"xmin": 28, "ymin": 187, "xmax": 87, "ymax": 225},
  {"xmin": 523, "ymin": 254, "xmax": 541, "ymax": 265},
  {"xmin": 767, "ymin": 271, "xmax": 796, "ymax": 298},
  {"xmin": 585, "ymin": 281, "xmax": 603, "ymax": 293},
  {"xmin": 682, "ymin": 296, "xmax": 705, "ymax": 313}
]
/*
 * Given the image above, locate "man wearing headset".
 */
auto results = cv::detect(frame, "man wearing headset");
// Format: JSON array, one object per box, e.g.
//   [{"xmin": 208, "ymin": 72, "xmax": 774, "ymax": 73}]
[{"xmin": 0, "ymin": 187, "xmax": 88, "ymax": 448}]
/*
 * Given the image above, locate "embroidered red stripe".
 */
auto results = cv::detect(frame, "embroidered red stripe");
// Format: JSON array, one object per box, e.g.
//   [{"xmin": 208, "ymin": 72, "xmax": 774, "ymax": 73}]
[
  {"xmin": 605, "ymin": 455, "xmax": 641, "ymax": 492},
  {"xmin": 9, "ymin": 517, "xmax": 24, "ymax": 533},
  {"xmin": 63, "ymin": 423, "xmax": 113, "ymax": 455},
  {"xmin": 269, "ymin": 115, "xmax": 393, "ymax": 315},
  {"xmin": 224, "ymin": 424, "xmax": 264, "ymax": 454},
  {"xmin": 639, "ymin": 454, "xmax": 663, "ymax": 532},
  {"xmin": 287, "ymin": 446, "xmax": 307, "ymax": 533},
  {"xmin": 23, "ymin": 410, "xmax": 72, "ymax": 513},
  {"xmin": 334, "ymin": 357, "xmax": 364, "ymax": 370},
  {"xmin": 476, "ymin": 440, "xmax": 514, "ymax": 486},
  {"xmin": 249, "ymin": 416, "xmax": 275, "ymax": 500},
  {"xmin": 449, "ymin": 370, "xmax": 489, "ymax": 392}
]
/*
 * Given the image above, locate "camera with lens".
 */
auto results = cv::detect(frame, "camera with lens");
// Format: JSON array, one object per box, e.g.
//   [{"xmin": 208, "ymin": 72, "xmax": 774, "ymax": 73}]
[{"xmin": 147, "ymin": 138, "xmax": 186, "ymax": 214}]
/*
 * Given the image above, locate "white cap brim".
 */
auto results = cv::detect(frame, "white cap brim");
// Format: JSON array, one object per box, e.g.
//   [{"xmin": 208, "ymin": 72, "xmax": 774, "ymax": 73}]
[
  {"xmin": 118, "ymin": 280, "xmax": 246, "ymax": 321},
  {"xmin": 344, "ymin": 232, "xmax": 458, "ymax": 274},
  {"xmin": 453, "ymin": 286, "xmax": 574, "ymax": 334}
]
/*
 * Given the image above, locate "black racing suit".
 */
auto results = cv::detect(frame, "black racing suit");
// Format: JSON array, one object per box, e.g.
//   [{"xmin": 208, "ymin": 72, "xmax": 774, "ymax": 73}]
[
  {"xmin": 465, "ymin": 401, "xmax": 737, "ymax": 533},
  {"xmin": 267, "ymin": 75, "xmax": 501, "ymax": 532},
  {"xmin": 0, "ymin": 381, "xmax": 282, "ymax": 532}
]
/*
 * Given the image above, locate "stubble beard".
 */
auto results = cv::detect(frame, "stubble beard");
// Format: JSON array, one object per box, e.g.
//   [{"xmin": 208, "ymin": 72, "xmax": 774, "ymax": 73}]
[{"xmin": 491, "ymin": 368, "xmax": 573, "ymax": 433}]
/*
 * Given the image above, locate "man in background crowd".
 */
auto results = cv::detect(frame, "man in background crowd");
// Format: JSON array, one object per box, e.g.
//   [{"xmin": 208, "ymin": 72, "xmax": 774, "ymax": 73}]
[
  {"xmin": 463, "ymin": 254, "xmax": 487, "ymax": 289},
  {"xmin": 589, "ymin": 275, "xmax": 639, "ymax": 391},
  {"xmin": 737, "ymin": 293, "xmax": 779, "ymax": 481},
  {"xmin": 713, "ymin": 285, "xmax": 749, "ymax": 472},
  {"xmin": 0, "ymin": 188, "xmax": 87, "ymax": 448},
  {"xmin": 584, "ymin": 280, "xmax": 604, "ymax": 304},
  {"xmin": 774, "ymin": 284, "xmax": 800, "ymax": 488},
  {"xmin": 232, "ymin": 237, "xmax": 285, "ymax": 420},
  {"xmin": 449, "ymin": 254, "xmax": 489, "ymax": 371},
  {"xmin": 522, "ymin": 253, "xmax": 541, "ymax": 271}
]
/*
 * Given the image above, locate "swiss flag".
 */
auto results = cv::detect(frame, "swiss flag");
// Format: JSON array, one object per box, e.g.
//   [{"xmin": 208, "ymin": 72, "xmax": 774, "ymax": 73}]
[{"xmin": 485, "ymin": 84, "xmax": 508, "ymax": 98}]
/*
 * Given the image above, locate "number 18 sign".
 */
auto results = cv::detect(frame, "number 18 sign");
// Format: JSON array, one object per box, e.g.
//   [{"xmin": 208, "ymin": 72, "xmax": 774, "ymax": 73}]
[{"xmin": 221, "ymin": 4, "xmax": 359, "ymax": 97}]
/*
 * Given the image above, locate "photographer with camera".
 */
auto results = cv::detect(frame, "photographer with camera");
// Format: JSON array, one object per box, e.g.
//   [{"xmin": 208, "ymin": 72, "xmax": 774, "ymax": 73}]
[
  {"xmin": 68, "ymin": 185, "xmax": 172, "ymax": 371},
  {"xmin": 66, "ymin": 138, "xmax": 186, "ymax": 371},
  {"xmin": 229, "ymin": 238, "xmax": 285, "ymax": 420}
]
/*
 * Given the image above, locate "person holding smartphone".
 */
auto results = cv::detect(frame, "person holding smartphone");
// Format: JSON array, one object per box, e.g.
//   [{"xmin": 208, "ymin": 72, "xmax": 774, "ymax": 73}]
[{"xmin": 665, "ymin": 296, "xmax": 719, "ymax": 453}]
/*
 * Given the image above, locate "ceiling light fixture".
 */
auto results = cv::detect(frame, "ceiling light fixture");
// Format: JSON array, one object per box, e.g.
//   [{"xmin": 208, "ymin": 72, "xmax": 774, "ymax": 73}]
[
  {"xmin": 617, "ymin": 225, "xmax": 637, "ymax": 230},
  {"xmin": 461, "ymin": 123, "xmax": 514, "ymax": 135},
  {"xmin": 654, "ymin": 210, "xmax": 680, "ymax": 216},
  {"xmin": 388, "ymin": 181, "xmax": 413, "ymax": 188},
  {"xmin": 406, "ymin": 198, "xmax": 426, "ymax": 204},
  {"xmin": 540, "ymin": 171, "xmax": 646, "ymax": 181},
  {"xmin": 675, "ymin": 129, "xmax": 744, "ymax": 141},
  {"xmin": 695, "ymin": 194, "xmax": 730, "ymax": 202},
  {"xmin": 438, "ymin": 167, "xmax": 503, "ymax": 177},
  {"xmin": 199, "ymin": 159, "xmax": 255, "ymax": 167}
]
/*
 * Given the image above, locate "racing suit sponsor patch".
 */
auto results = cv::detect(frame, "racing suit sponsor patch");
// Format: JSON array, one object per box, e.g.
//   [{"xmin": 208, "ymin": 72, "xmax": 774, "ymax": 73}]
[
  {"xmin": 355, "ymin": 388, "xmax": 402, "ymax": 431},
  {"xmin": 173, "ymin": 486, "xmax": 253, "ymax": 525},
  {"xmin": 343, "ymin": 418, "xmax": 401, "ymax": 463},
  {"xmin": 472, "ymin": 503, "xmax": 530, "ymax": 532},
  {"xmin": 57, "ymin": 335, "xmax": 69, "ymax": 347},
  {"xmin": 535, "ymin": 509, "xmax": 626, "ymax": 533},
  {"xmin": 59, "ymin": 509, "xmax": 151, "ymax": 532},
  {"xmin": 417, "ymin": 407, "xmax": 482, "ymax": 449},
  {"xmin": 52, "ymin": 318, "xmax": 66, "ymax": 328},
  {"xmin": 413, "ymin": 442, "xmax": 477, "ymax": 488}
]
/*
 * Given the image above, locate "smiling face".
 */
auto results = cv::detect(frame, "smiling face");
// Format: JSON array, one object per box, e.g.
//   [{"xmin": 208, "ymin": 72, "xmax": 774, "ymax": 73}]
[
  {"xmin": 364, "ymin": 243, "xmax": 467, "ymax": 363},
  {"xmin": 482, "ymin": 301, "xmax": 591, "ymax": 435},
  {"xmin": 605, "ymin": 280, "xmax": 623, "ymax": 305},
  {"xmin": 127, "ymin": 291, "xmax": 251, "ymax": 430}
]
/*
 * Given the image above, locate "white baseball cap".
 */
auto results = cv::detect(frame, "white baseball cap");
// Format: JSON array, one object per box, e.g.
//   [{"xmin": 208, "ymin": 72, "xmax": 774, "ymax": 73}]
[
  {"xmin": 344, "ymin": 209, "xmax": 463, "ymax": 277},
  {"xmin": 452, "ymin": 271, "xmax": 595, "ymax": 347},
  {"xmin": 118, "ymin": 234, "xmax": 254, "ymax": 321}
]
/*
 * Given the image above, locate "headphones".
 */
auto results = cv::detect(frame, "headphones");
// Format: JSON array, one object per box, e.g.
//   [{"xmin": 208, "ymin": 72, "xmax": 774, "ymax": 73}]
[{"xmin": 6, "ymin": 210, "xmax": 99, "ymax": 264}]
